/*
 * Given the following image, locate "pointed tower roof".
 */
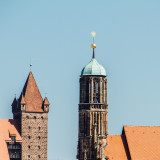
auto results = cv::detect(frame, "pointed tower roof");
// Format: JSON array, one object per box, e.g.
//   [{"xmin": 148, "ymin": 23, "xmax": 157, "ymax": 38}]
[
  {"xmin": 11, "ymin": 97, "xmax": 17, "ymax": 107},
  {"xmin": 19, "ymin": 72, "xmax": 44, "ymax": 112},
  {"xmin": 20, "ymin": 95, "xmax": 26, "ymax": 104},
  {"xmin": 44, "ymin": 97, "xmax": 50, "ymax": 105}
]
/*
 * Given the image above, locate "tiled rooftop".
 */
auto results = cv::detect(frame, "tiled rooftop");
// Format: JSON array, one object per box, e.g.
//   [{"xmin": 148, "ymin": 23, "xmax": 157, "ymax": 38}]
[
  {"xmin": 124, "ymin": 125, "xmax": 160, "ymax": 160},
  {"xmin": 105, "ymin": 126, "xmax": 160, "ymax": 160},
  {"xmin": 0, "ymin": 119, "xmax": 21, "ymax": 160},
  {"xmin": 105, "ymin": 135, "xmax": 129, "ymax": 160}
]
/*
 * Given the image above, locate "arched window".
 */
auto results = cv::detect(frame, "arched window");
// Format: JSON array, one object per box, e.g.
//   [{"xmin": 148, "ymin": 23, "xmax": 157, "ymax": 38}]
[
  {"xmin": 93, "ymin": 80, "xmax": 99, "ymax": 103},
  {"xmin": 96, "ymin": 82, "xmax": 99, "ymax": 103},
  {"xmin": 89, "ymin": 81, "xmax": 91, "ymax": 102},
  {"xmin": 84, "ymin": 113, "xmax": 85, "ymax": 135},
  {"xmin": 93, "ymin": 81, "xmax": 96, "ymax": 103}
]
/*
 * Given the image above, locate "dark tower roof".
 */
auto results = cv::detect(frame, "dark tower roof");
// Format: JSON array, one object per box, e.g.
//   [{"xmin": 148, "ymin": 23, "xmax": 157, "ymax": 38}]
[
  {"xmin": 19, "ymin": 71, "xmax": 44, "ymax": 112},
  {"xmin": 11, "ymin": 97, "xmax": 17, "ymax": 107}
]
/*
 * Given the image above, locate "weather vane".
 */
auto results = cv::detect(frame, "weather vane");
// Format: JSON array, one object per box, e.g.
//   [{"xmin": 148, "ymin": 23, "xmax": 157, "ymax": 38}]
[
  {"xmin": 30, "ymin": 57, "xmax": 32, "ymax": 71},
  {"xmin": 91, "ymin": 32, "xmax": 96, "ymax": 58},
  {"xmin": 30, "ymin": 63, "xmax": 32, "ymax": 71},
  {"xmin": 91, "ymin": 31, "xmax": 96, "ymax": 43}
]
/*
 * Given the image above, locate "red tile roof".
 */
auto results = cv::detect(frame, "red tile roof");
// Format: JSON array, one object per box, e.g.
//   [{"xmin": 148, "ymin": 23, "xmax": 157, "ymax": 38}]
[
  {"xmin": 0, "ymin": 119, "xmax": 21, "ymax": 160},
  {"xmin": 19, "ymin": 71, "xmax": 44, "ymax": 112},
  {"xmin": 105, "ymin": 126, "xmax": 160, "ymax": 160},
  {"xmin": 124, "ymin": 125, "xmax": 160, "ymax": 160},
  {"xmin": 105, "ymin": 135, "xmax": 130, "ymax": 160}
]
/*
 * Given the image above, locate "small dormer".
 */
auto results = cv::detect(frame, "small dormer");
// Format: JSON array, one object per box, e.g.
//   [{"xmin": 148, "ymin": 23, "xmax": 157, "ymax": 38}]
[
  {"xmin": 20, "ymin": 95, "xmax": 26, "ymax": 112},
  {"xmin": 8, "ymin": 129, "xmax": 16, "ymax": 144},
  {"xmin": 43, "ymin": 97, "xmax": 50, "ymax": 112}
]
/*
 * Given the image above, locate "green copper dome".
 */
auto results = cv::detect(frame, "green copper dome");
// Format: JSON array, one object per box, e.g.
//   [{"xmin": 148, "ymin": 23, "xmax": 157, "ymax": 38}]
[{"xmin": 81, "ymin": 58, "xmax": 106, "ymax": 76}]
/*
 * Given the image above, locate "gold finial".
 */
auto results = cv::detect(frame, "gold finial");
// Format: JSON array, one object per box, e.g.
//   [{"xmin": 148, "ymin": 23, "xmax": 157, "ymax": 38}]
[
  {"xmin": 91, "ymin": 32, "xmax": 96, "ymax": 48},
  {"xmin": 91, "ymin": 32, "xmax": 96, "ymax": 58}
]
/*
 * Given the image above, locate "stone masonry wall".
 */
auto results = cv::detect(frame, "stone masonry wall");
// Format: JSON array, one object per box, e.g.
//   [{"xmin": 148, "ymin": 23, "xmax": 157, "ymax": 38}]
[{"xmin": 21, "ymin": 112, "xmax": 48, "ymax": 160}]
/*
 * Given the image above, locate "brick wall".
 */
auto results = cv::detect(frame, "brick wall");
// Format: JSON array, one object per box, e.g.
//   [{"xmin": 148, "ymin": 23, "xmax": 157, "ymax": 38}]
[{"xmin": 21, "ymin": 112, "xmax": 48, "ymax": 160}]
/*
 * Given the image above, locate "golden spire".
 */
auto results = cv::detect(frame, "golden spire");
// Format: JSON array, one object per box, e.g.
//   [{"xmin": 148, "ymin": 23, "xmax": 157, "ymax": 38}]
[{"xmin": 91, "ymin": 32, "xmax": 96, "ymax": 58}]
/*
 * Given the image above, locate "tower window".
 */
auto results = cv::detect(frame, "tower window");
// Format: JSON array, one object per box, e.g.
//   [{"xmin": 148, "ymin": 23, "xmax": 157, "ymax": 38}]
[
  {"xmin": 8, "ymin": 144, "xmax": 12, "ymax": 149},
  {"xmin": 28, "ymin": 155, "xmax": 30, "ymax": 158},
  {"xmin": 38, "ymin": 155, "xmax": 40, "ymax": 158},
  {"xmin": 96, "ymin": 82, "xmax": 98, "ymax": 93},
  {"xmin": 38, "ymin": 136, "xmax": 40, "ymax": 139},
  {"xmin": 93, "ymin": 81, "xmax": 99, "ymax": 103},
  {"xmin": 38, "ymin": 127, "xmax": 41, "ymax": 130},
  {"xmin": 28, "ymin": 126, "xmax": 30, "ymax": 129},
  {"xmin": 33, "ymin": 116, "xmax": 36, "ymax": 119},
  {"xmin": 11, "ymin": 136, "xmax": 15, "ymax": 141},
  {"xmin": 28, "ymin": 136, "xmax": 31, "ymax": 139},
  {"xmin": 38, "ymin": 146, "xmax": 40, "ymax": 149},
  {"xmin": 41, "ymin": 116, "xmax": 43, "ymax": 119},
  {"xmin": 28, "ymin": 145, "xmax": 30, "ymax": 149},
  {"xmin": 96, "ymin": 82, "xmax": 99, "ymax": 103},
  {"xmin": 26, "ymin": 116, "xmax": 29, "ymax": 119}
]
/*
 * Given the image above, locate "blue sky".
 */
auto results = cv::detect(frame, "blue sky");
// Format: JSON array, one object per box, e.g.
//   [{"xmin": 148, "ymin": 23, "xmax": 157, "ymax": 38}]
[{"xmin": 1, "ymin": 0, "xmax": 160, "ymax": 160}]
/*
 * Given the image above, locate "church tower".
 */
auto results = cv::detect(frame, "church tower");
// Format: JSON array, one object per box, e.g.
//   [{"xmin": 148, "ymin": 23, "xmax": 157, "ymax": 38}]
[
  {"xmin": 12, "ymin": 71, "xmax": 49, "ymax": 160},
  {"xmin": 77, "ymin": 33, "xmax": 108, "ymax": 160}
]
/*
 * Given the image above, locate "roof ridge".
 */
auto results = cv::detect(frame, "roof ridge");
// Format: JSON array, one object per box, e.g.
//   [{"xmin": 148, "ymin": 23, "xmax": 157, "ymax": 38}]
[{"xmin": 124, "ymin": 125, "xmax": 160, "ymax": 127}]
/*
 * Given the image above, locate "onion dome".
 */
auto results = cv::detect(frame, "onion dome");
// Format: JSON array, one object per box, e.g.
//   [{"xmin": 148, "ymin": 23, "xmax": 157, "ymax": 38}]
[{"xmin": 81, "ymin": 58, "xmax": 106, "ymax": 76}]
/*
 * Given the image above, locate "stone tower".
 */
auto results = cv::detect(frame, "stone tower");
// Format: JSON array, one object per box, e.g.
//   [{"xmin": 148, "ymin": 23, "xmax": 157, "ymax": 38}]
[
  {"xmin": 12, "ymin": 71, "xmax": 49, "ymax": 160},
  {"xmin": 77, "ymin": 35, "xmax": 108, "ymax": 160}
]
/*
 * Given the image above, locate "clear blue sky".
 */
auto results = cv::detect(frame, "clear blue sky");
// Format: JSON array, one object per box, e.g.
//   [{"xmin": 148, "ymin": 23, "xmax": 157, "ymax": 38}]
[{"xmin": 1, "ymin": 0, "xmax": 160, "ymax": 160}]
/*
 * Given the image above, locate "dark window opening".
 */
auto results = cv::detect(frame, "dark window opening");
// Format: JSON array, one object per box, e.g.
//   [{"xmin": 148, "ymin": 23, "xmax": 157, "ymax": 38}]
[
  {"xmin": 11, "ymin": 136, "xmax": 15, "ymax": 141},
  {"xmin": 93, "ymin": 81, "xmax": 99, "ymax": 103}
]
